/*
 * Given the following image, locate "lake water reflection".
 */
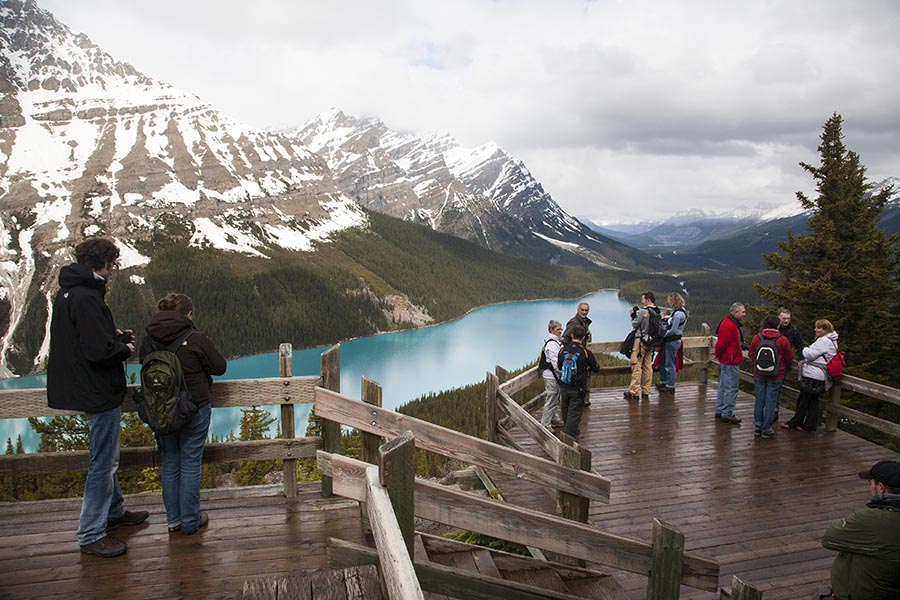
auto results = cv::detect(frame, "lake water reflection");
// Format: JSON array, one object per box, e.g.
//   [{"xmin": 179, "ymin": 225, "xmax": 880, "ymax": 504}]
[{"xmin": 1, "ymin": 290, "xmax": 632, "ymax": 451}]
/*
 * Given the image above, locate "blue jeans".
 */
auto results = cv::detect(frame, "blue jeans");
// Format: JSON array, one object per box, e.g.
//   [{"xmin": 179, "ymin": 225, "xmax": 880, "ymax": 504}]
[
  {"xmin": 158, "ymin": 404, "xmax": 211, "ymax": 531},
  {"xmin": 716, "ymin": 364, "xmax": 740, "ymax": 417},
  {"xmin": 753, "ymin": 377, "xmax": 783, "ymax": 432},
  {"xmin": 78, "ymin": 407, "xmax": 124, "ymax": 546},
  {"xmin": 660, "ymin": 338, "xmax": 682, "ymax": 388}
]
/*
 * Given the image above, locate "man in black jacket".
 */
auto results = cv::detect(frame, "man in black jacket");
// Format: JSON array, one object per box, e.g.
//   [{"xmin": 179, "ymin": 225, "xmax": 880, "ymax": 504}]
[
  {"xmin": 557, "ymin": 325, "xmax": 599, "ymax": 439},
  {"xmin": 47, "ymin": 238, "xmax": 148, "ymax": 558},
  {"xmin": 563, "ymin": 302, "xmax": 592, "ymax": 405}
]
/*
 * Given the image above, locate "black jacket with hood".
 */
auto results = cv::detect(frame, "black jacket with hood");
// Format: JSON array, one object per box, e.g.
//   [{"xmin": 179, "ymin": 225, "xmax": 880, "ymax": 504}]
[
  {"xmin": 47, "ymin": 263, "xmax": 132, "ymax": 413},
  {"xmin": 139, "ymin": 311, "xmax": 227, "ymax": 406}
]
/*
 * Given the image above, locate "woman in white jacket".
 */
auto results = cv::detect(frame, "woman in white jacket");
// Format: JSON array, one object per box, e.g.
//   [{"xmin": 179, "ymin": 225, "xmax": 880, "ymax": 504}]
[{"xmin": 782, "ymin": 319, "xmax": 839, "ymax": 432}]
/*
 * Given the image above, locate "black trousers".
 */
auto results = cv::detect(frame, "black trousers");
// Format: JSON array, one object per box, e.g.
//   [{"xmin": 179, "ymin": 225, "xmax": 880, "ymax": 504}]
[
  {"xmin": 560, "ymin": 386, "xmax": 585, "ymax": 439},
  {"xmin": 787, "ymin": 387, "xmax": 821, "ymax": 431}
]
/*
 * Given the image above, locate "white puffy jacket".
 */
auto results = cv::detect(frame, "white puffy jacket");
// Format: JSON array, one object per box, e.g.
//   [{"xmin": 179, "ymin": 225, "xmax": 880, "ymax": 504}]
[{"xmin": 800, "ymin": 331, "xmax": 839, "ymax": 381}]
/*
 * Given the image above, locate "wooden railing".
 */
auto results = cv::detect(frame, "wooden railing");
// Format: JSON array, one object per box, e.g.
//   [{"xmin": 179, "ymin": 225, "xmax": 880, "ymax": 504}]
[{"xmin": 0, "ymin": 343, "xmax": 343, "ymax": 498}]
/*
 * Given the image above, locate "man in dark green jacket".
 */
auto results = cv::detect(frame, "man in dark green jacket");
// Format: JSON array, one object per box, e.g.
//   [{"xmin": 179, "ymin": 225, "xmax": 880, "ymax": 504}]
[{"xmin": 821, "ymin": 460, "xmax": 900, "ymax": 600}]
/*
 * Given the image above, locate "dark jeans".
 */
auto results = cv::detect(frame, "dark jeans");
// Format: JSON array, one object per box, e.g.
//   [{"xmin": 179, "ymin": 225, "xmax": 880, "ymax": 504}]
[
  {"xmin": 560, "ymin": 386, "xmax": 585, "ymax": 439},
  {"xmin": 788, "ymin": 387, "xmax": 821, "ymax": 430}
]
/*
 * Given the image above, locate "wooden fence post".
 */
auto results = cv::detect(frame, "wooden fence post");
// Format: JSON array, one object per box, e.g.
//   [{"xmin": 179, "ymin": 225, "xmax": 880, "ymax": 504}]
[
  {"xmin": 647, "ymin": 518, "xmax": 684, "ymax": 600},
  {"xmin": 279, "ymin": 343, "xmax": 297, "ymax": 499},
  {"xmin": 485, "ymin": 372, "xmax": 499, "ymax": 443},
  {"xmin": 379, "ymin": 430, "xmax": 416, "ymax": 557},
  {"xmin": 320, "ymin": 344, "xmax": 341, "ymax": 498},
  {"xmin": 700, "ymin": 323, "xmax": 711, "ymax": 385},
  {"xmin": 495, "ymin": 365, "xmax": 509, "ymax": 384},
  {"xmin": 359, "ymin": 377, "xmax": 384, "ymax": 535},
  {"xmin": 554, "ymin": 433, "xmax": 589, "ymax": 567},
  {"xmin": 720, "ymin": 575, "xmax": 763, "ymax": 600},
  {"xmin": 825, "ymin": 381, "xmax": 842, "ymax": 432}
]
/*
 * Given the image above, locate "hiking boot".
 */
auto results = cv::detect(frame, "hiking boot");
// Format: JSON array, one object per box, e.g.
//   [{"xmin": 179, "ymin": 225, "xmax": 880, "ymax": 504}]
[
  {"xmin": 80, "ymin": 536, "xmax": 127, "ymax": 558},
  {"xmin": 107, "ymin": 510, "xmax": 149, "ymax": 531},
  {"xmin": 754, "ymin": 428, "xmax": 762, "ymax": 437},
  {"xmin": 719, "ymin": 415, "xmax": 742, "ymax": 425},
  {"xmin": 623, "ymin": 391, "xmax": 639, "ymax": 400},
  {"xmin": 181, "ymin": 512, "xmax": 209, "ymax": 536},
  {"xmin": 715, "ymin": 412, "xmax": 722, "ymax": 419},
  {"xmin": 761, "ymin": 430, "xmax": 775, "ymax": 439},
  {"xmin": 168, "ymin": 524, "xmax": 182, "ymax": 534},
  {"xmin": 640, "ymin": 393, "xmax": 650, "ymax": 400}
]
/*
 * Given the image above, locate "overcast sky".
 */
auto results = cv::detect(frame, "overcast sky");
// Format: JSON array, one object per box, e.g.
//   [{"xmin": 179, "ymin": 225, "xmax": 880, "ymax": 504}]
[{"xmin": 39, "ymin": 0, "xmax": 900, "ymax": 223}]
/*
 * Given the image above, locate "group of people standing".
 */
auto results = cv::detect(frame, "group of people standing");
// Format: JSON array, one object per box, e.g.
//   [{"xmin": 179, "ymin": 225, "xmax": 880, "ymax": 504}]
[
  {"xmin": 47, "ymin": 238, "xmax": 226, "ymax": 557},
  {"xmin": 624, "ymin": 291, "xmax": 688, "ymax": 400},
  {"xmin": 714, "ymin": 302, "xmax": 840, "ymax": 437}
]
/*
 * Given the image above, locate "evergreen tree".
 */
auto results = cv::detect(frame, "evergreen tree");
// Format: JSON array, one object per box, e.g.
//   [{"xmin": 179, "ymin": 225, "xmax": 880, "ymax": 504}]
[
  {"xmin": 4, "ymin": 438, "xmax": 12, "ymax": 455},
  {"xmin": 232, "ymin": 406, "xmax": 278, "ymax": 486},
  {"xmin": 28, "ymin": 416, "xmax": 89, "ymax": 451},
  {"xmin": 15, "ymin": 434, "xmax": 23, "ymax": 454},
  {"xmin": 757, "ymin": 113, "xmax": 900, "ymax": 386}
]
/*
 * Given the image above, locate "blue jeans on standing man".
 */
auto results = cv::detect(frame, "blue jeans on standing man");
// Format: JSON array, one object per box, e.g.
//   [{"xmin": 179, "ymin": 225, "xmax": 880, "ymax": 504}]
[
  {"xmin": 660, "ymin": 338, "xmax": 682, "ymax": 389},
  {"xmin": 753, "ymin": 377, "xmax": 783, "ymax": 433},
  {"xmin": 78, "ymin": 407, "xmax": 125, "ymax": 546},
  {"xmin": 716, "ymin": 364, "xmax": 740, "ymax": 417},
  {"xmin": 158, "ymin": 403, "xmax": 211, "ymax": 532}
]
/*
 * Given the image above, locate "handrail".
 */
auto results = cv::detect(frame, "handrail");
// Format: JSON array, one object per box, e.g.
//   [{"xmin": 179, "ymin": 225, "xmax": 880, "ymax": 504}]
[{"xmin": 318, "ymin": 451, "xmax": 720, "ymax": 592}]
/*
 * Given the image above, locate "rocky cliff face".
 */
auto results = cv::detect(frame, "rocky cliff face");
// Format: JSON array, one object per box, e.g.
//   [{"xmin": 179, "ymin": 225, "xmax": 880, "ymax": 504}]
[{"xmin": 292, "ymin": 109, "xmax": 647, "ymax": 269}]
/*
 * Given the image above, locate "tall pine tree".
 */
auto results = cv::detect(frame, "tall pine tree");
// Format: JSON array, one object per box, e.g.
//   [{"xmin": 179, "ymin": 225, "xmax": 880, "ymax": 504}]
[{"xmin": 757, "ymin": 113, "xmax": 900, "ymax": 385}]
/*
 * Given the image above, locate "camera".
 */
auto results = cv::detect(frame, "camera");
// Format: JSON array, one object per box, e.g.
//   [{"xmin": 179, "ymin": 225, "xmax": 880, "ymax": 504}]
[{"xmin": 118, "ymin": 330, "xmax": 134, "ymax": 344}]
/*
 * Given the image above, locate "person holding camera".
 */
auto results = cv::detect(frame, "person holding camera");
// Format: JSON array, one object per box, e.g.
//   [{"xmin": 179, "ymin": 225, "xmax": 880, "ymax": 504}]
[
  {"xmin": 624, "ymin": 292, "xmax": 659, "ymax": 400},
  {"xmin": 47, "ymin": 238, "xmax": 147, "ymax": 558}
]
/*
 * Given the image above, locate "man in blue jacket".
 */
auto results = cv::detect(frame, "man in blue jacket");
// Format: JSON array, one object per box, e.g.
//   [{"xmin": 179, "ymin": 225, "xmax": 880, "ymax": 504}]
[{"xmin": 47, "ymin": 238, "xmax": 148, "ymax": 557}]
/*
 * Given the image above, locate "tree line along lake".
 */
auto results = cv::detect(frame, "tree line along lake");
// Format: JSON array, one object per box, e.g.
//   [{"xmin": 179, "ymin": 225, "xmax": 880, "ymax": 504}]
[{"xmin": 1, "ymin": 290, "xmax": 633, "ymax": 452}]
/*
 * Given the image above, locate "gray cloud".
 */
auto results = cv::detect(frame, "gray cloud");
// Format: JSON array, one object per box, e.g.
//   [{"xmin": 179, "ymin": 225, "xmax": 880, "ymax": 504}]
[{"xmin": 37, "ymin": 0, "xmax": 900, "ymax": 221}]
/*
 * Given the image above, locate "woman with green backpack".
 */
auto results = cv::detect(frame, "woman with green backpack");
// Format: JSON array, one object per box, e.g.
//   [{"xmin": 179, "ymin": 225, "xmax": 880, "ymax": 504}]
[{"xmin": 141, "ymin": 293, "xmax": 227, "ymax": 535}]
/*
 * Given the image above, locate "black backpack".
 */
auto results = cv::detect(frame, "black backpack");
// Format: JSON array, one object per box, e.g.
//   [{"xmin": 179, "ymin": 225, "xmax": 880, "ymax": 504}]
[
  {"xmin": 645, "ymin": 307, "xmax": 667, "ymax": 347},
  {"xmin": 136, "ymin": 331, "xmax": 198, "ymax": 435},
  {"xmin": 538, "ymin": 338, "xmax": 553, "ymax": 371},
  {"xmin": 754, "ymin": 333, "xmax": 782, "ymax": 378}
]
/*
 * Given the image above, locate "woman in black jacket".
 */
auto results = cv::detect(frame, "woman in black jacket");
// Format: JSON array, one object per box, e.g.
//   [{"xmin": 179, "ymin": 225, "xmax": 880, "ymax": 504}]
[{"xmin": 141, "ymin": 293, "xmax": 226, "ymax": 535}]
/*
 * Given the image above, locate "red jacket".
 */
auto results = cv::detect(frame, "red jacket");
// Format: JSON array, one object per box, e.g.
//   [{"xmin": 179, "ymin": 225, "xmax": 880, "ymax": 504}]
[
  {"xmin": 714, "ymin": 315, "xmax": 744, "ymax": 365},
  {"xmin": 747, "ymin": 329, "xmax": 794, "ymax": 379}
]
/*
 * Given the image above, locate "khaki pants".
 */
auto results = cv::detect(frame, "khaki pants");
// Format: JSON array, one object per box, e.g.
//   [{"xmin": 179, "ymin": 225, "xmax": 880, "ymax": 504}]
[{"xmin": 629, "ymin": 338, "xmax": 653, "ymax": 395}]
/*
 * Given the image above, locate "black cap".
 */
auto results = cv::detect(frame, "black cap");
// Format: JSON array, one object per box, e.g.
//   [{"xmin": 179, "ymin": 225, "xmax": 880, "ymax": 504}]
[{"xmin": 858, "ymin": 460, "xmax": 900, "ymax": 488}]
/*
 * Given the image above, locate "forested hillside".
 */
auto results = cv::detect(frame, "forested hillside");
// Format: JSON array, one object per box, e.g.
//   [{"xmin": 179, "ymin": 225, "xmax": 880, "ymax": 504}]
[{"xmin": 92, "ymin": 211, "xmax": 629, "ymax": 364}]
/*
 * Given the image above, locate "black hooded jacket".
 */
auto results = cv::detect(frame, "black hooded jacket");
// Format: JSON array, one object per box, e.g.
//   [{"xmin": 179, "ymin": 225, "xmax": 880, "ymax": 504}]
[
  {"xmin": 47, "ymin": 263, "xmax": 132, "ymax": 413},
  {"xmin": 140, "ymin": 311, "xmax": 226, "ymax": 406}
]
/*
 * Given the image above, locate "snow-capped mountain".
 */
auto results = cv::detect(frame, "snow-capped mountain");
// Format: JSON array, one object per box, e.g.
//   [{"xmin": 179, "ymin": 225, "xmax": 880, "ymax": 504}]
[
  {"xmin": 292, "ymin": 109, "xmax": 649, "ymax": 270},
  {"xmin": 0, "ymin": 0, "xmax": 366, "ymax": 376}
]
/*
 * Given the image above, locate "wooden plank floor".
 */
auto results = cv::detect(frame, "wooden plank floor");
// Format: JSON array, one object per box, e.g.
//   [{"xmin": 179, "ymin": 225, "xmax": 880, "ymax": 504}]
[
  {"xmin": 0, "ymin": 483, "xmax": 363, "ymax": 600},
  {"xmin": 499, "ymin": 382, "xmax": 899, "ymax": 600}
]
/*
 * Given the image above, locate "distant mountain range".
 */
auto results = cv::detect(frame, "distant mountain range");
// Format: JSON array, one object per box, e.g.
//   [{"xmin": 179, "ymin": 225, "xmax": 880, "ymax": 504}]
[{"xmin": 588, "ymin": 178, "xmax": 900, "ymax": 270}]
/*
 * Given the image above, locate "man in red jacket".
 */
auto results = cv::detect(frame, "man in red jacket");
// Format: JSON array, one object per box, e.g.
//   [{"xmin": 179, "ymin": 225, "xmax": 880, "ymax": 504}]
[
  {"xmin": 748, "ymin": 315, "xmax": 794, "ymax": 438},
  {"xmin": 714, "ymin": 302, "xmax": 746, "ymax": 424}
]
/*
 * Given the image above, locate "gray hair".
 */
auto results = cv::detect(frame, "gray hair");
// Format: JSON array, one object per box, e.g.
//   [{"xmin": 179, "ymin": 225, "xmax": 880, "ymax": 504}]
[
  {"xmin": 548, "ymin": 319, "xmax": 562, "ymax": 332},
  {"xmin": 730, "ymin": 302, "xmax": 745, "ymax": 314}
]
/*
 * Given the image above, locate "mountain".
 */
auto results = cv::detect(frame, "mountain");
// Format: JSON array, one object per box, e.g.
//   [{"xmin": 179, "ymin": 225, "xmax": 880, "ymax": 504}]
[
  {"xmin": 292, "ymin": 110, "xmax": 655, "ymax": 271},
  {"xmin": 603, "ymin": 177, "xmax": 900, "ymax": 271}
]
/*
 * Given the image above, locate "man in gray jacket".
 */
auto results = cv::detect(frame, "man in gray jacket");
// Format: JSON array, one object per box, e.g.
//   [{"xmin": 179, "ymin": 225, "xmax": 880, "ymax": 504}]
[{"xmin": 625, "ymin": 292, "xmax": 659, "ymax": 400}]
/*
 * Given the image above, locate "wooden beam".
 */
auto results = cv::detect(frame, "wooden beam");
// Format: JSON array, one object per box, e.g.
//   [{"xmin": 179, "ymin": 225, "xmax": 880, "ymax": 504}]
[
  {"xmin": 360, "ymin": 376, "xmax": 384, "ymax": 536},
  {"xmin": 279, "ymin": 343, "xmax": 297, "ymax": 499},
  {"xmin": 0, "ymin": 376, "xmax": 321, "ymax": 419},
  {"xmin": 647, "ymin": 518, "xmax": 685, "ymax": 600},
  {"xmin": 364, "ymin": 467, "xmax": 425, "ymax": 600},
  {"xmin": 379, "ymin": 431, "xmax": 416, "ymax": 557},
  {"xmin": 499, "ymin": 368, "xmax": 541, "ymax": 397},
  {"xmin": 496, "ymin": 390, "xmax": 566, "ymax": 463},
  {"xmin": 328, "ymin": 538, "xmax": 588, "ymax": 600},
  {"xmin": 485, "ymin": 372, "xmax": 499, "ymax": 444},
  {"xmin": 314, "ymin": 387, "xmax": 611, "ymax": 502},
  {"xmin": 822, "ymin": 400, "xmax": 900, "ymax": 437},
  {"xmin": 0, "ymin": 437, "xmax": 322, "ymax": 477},
  {"xmin": 320, "ymin": 344, "xmax": 341, "ymax": 498},
  {"xmin": 318, "ymin": 452, "xmax": 719, "ymax": 591}
]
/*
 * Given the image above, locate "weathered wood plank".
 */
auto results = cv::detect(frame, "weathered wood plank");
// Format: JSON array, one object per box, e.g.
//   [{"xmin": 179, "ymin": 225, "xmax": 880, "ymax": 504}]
[
  {"xmin": 365, "ymin": 467, "xmax": 425, "ymax": 600},
  {"xmin": 646, "ymin": 518, "xmax": 685, "ymax": 600},
  {"xmin": 320, "ymin": 345, "xmax": 341, "ymax": 498},
  {"xmin": 822, "ymin": 401, "xmax": 900, "ymax": 437},
  {"xmin": 280, "ymin": 343, "xmax": 298, "ymax": 499},
  {"xmin": 485, "ymin": 372, "xmax": 499, "ymax": 444},
  {"xmin": 328, "ymin": 538, "xmax": 593, "ymax": 600},
  {"xmin": 496, "ymin": 389, "xmax": 566, "ymax": 463},
  {"xmin": 0, "ymin": 376, "xmax": 321, "ymax": 419},
  {"xmin": 343, "ymin": 565, "xmax": 382, "ymax": 600},
  {"xmin": 0, "ymin": 437, "xmax": 322, "ymax": 477},
  {"xmin": 379, "ymin": 431, "xmax": 416, "ymax": 557},
  {"xmin": 314, "ymin": 387, "xmax": 611, "ymax": 503}
]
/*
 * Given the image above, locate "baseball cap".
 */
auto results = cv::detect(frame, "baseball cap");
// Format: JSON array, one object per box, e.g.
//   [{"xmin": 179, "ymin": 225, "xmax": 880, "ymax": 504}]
[{"xmin": 858, "ymin": 460, "xmax": 900, "ymax": 488}]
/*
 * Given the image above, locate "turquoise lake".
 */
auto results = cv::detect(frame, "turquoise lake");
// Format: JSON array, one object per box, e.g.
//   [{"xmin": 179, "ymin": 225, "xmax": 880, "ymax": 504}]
[{"xmin": 1, "ymin": 290, "xmax": 633, "ymax": 452}]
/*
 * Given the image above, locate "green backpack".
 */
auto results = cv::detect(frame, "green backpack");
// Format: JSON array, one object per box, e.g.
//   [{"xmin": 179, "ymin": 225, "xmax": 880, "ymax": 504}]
[{"xmin": 137, "ymin": 331, "xmax": 197, "ymax": 435}]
